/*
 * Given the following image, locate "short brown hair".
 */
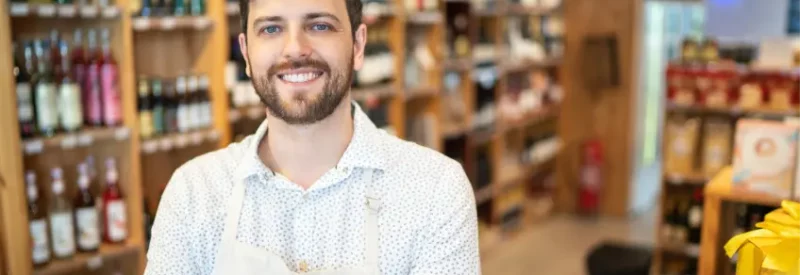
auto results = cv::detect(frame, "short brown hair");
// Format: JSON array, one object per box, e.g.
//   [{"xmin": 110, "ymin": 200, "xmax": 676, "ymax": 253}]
[{"xmin": 239, "ymin": 0, "xmax": 363, "ymax": 40}]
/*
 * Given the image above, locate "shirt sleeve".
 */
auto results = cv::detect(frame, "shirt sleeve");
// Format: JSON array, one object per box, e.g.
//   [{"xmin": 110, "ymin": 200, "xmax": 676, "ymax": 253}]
[
  {"xmin": 144, "ymin": 168, "xmax": 200, "ymax": 275},
  {"xmin": 409, "ymin": 160, "xmax": 481, "ymax": 275}
]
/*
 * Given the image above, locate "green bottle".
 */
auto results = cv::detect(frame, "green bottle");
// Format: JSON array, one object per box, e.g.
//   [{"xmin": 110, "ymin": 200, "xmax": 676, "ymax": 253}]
[
  {"xmin": 173, "ymin": 0, "xmax": 186, "ymax": 16},
  {"xmin": 189, "ymin": 0, "xmax": 203, "ymax": 15}
]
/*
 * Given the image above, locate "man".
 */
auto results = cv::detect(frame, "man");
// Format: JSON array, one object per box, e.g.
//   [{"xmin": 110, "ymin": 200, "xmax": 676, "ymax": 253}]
[{"xmin": 144, "ymin": 0, "xmax": 480, "ymax": 274}]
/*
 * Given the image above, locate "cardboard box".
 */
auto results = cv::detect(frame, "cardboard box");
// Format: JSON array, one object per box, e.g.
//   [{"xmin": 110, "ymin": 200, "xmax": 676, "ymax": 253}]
[{"xmin": 732, "ymin": 119, "xmax": 799, "ymax": 198}]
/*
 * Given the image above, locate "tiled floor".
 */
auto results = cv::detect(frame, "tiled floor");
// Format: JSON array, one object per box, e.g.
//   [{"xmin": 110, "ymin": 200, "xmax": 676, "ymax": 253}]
[{"xmin": 481, "ymin": 211, "xmax": 656, "ymax": 275}]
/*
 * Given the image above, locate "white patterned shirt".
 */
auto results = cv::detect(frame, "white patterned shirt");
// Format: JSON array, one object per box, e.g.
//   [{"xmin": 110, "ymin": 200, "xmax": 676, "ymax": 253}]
[{"xmin": 144, "ymin": 102, "xmax": 480, "ymax": 275}]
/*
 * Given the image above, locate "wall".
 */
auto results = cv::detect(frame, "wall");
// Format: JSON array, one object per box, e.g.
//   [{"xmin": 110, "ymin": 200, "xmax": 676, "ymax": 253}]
[{"xmin": 705, "ymin": 0, "xmax": 789, "ymax": 43}]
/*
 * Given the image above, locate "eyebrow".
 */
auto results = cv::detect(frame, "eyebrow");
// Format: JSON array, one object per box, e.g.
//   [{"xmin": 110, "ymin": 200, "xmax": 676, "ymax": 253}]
[{"xmin": 252, "ymin": 12, "xmax": 342, "ymax": 26}]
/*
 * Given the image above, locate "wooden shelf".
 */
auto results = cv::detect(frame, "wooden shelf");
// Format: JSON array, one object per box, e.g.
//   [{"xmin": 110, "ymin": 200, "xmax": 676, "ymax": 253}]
[
  {"xmin": 406, "ymin": 11, "xmax": 443, "ymax": 24},
  {"xmin": 8, "ymin": 3, "xmax": 120, "ymax": 18},
  {"xmin": 21, "ymin": 127, "xmax": 131, "ymax": 156},
  {"xmin": 132, "ymin": 16, "xmax": 214, "ymax": 31},
  {"xmin": 705, "ymin": 167, "xmax": 789, "ymax": 207},
  {"xmin": 663, "ymin": 172, "xmax": 710, "ymax": 186},
  {"xmin": 666, "ymin": 103, "xmax": 800, "ymax": 118},
  {"xmin": 140, "ymin": 128, "xmax": 221, "ymax": 154},
  {"xmin": 351, "ymin": 84, "xmax": 396, "ymax": 102},
  {"xmin": 32, "ymin": 243, "xmax": 141, "ymax": 275}
]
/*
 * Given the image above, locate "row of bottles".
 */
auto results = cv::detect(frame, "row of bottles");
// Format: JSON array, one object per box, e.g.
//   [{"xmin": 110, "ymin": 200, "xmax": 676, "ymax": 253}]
[
  {"xmin": 14, "ymin": 28, "xmax": 121, "ymax": 139},
  {"xmin": 137, "ymin": 74, "xmax": 213, "ymax": 138},
  {"xmin": 661, "ymin": 187, "xmax": 704, "ymax": 245},
  {"xmin": 445, "ymin": 2, "xmax": 470, "ymax": 59},
  {"xmin": 138, "ymin": 0, "xmax": 206, "ymax": 17},
  {"xmin": 27, "ymin": 157, "xmax": 127, "ymax": 266},
  {"xmin": 354, "ymin": 24, "xmax": 393, "ymax": 88}
]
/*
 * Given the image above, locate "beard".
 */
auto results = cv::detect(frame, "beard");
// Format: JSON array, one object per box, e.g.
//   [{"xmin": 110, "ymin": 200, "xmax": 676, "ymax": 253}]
[{"xmin": 251, "ymin": 56, "xmax": 353, "ymax": 125}]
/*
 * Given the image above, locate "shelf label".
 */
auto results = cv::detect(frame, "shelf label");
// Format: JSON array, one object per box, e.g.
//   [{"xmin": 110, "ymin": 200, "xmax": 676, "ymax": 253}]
[
  {"xmin": 79, "ymin": 6, "xmax": 98, "ymax": 17},
  {"xmin": 161, "ymin": 17, "xmax": 177, "ymax": 30},
  {"xmin": 207, "ymin": 130, "xmax": 220, "ymax": 141},
  {"xmin": 158, "ymin": 138, "xmax": 173, "ymax": 151},
  {"xmin": 667, "ymin": 174, "xmax": 684, "ymax": 184},
  {"xmin": 24, "ymin": 140, "xmax": 44, "ymax": 155},
  {"xmin": 37, "ymin": 4, "xmax": 56, "ymax": 17},
  {"xmin": 141, "ymin": 140, "xmax": 157, "ymax": 153},
  {"xmin": 61, "ymin": 135, "xmax": 78, "ymax": 149},
  {"xmin": 9, "ymin": 3, "xmax": 30, "ymax": 16},
  {"xmin": 57, "ymin": 5, "xmax": 77, "ymax": 17},
  {"xmin": 174, "ymin": 134, "xmax": 189, "ymax": 148},
  {"xmin": 114, "ymin": 128, "xmax": 130, "ymax": 140},
  {"xmin": 193, "ymin": 18, "xmax": 211, "ymax": 29},
  {"xmin": 191, "ymin": 132, "xmax": 204, "ymax": 145},
  {"xmin": 78, "ymin": 133, "xmax": 94, "ymax": 146},
  {"xmin": 86, "ymin": 255, "xmax": 103, "ymax": 270},
  {"xmin": 101, "ymin": 6, "xmax": 118, "ymax": 18},
  {"xmin": 132, "ymin": 18, "xmax": 149, "ymax": 30}
]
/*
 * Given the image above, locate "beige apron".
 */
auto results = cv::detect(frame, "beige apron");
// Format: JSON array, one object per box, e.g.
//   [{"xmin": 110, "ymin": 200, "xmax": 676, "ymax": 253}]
[{"xmin": 210, "ymin": 171, "xmax": 381, "ymax": 275}]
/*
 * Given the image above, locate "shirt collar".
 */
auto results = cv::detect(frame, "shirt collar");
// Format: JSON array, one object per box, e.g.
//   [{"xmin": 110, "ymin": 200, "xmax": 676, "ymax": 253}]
[{"xmin": 234, "ymin": 101, "xmax": 388, "ymax": 183}]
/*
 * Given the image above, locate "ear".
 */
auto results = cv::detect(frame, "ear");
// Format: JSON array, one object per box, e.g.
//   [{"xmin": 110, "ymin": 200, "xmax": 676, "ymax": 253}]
[
  {"xmin": 352, "ymin": 24, "xmax": 367, "ymax": 71},
  {"xmin": 238, "ymin": 33, "xmax": 251, "ymax": 78}
]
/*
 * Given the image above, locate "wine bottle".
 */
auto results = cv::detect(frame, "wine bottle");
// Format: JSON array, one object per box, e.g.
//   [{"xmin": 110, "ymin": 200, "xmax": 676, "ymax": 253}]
[
  {"xmin": 672, "ymin": 197, "xmax": 689, "ymax": 244},
  {"xmin": 26, "ymin": 171, "xmax": 51, "ymax": 266},
  {"xmin": 71, "ymin": 29, "xmax": 87, "ymax": 114},
  {"xmin": 187, "ymin": 75, "xmax": 200, "ymax": 131},
  {"xmin": 100, "ymin": 29, "xmax": 122, "ymax": 127},
  {"xmin": 49, "ymin": 30, "xmax": 64, "ymax": 82},
  {"xmin": 34, "ymin": 40, "xmax": 59, "ymax": 137},
  {"xmin": 58, "ymin": 42, "xmax": 84, "ymax": 132},
  {"xmin": 74, "ymin": 163, "xmax": 100, "ymax": 252},
  {"xmin": 85, "ymin": 29, "xmax": 104, "ymax": 127},
  {"xmin": 198, "ymin": 75, "xmax": 211, "ymax": 129},
  {"xmin": 16, "ymin": 42, "xmax": 37, "ymax": 138},
  {"xmin": 49, "ymin": 167, "xmax": 76, "ymax": 259},
  {"xmin": 163, "ymin": 80, "xmax": 179, "ymax": 133},
  {"xmin": 176, "ymin": 76, "xmax": 190, "ymax": 133},
  {"xmin": 732, "ymin": 204, "xmax": 748, "ymax": 237},
  {"xmin": 102, "ymin": 158, "xmax": 127, "ymax": 243},
  {"xmin": 189, "ymin": 0, "xmax": 203, "ymax": 15},
  {"xmin": 151, "ymin": 79, "xmax": 166, "ymax": 135},
  {"xmin": 173, "ymin": 0, "xmax": 186, "ymax": 16},
  {"xmin": 138, "ymin": 77, "xmax": 154, "ymax": 138},
  {"xmin": 687, "ymin": 189, "xmax": 703, "ymax": 244}
]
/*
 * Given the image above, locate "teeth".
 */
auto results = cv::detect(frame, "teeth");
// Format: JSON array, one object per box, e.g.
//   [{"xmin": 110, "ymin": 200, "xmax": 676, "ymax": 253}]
[{"xmin": 281, "ymin": 72, "xmax": 319, "ymax": 83}]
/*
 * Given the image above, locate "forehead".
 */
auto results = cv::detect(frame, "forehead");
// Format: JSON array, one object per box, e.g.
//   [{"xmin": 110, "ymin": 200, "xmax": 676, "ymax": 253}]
[{"xmin": 248, "ymin": 0, "xmax": 348, "ymax": 18}]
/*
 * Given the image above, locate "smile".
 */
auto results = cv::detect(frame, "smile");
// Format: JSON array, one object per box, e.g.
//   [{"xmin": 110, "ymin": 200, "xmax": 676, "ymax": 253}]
[{"xmin": 278, "ymin": 71, "xmax": 324, "ymax": 84}]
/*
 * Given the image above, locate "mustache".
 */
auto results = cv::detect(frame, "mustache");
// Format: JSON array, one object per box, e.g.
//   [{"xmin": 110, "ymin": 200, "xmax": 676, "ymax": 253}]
[{"xmin": 267, "ymin": 58, "xmax": 331, "ymax": 77}]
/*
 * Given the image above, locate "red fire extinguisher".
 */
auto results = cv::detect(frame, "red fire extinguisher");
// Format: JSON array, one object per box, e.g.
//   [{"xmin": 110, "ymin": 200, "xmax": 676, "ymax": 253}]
[{"xmin": 579, "ymin": 138, "xmax": 603, "ymax": 215}]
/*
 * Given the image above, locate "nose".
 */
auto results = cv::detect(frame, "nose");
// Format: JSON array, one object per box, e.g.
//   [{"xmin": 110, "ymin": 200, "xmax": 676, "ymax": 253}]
[{"xmin": 282, "ymin": 26, "xmax": 312, "ymax": 60}]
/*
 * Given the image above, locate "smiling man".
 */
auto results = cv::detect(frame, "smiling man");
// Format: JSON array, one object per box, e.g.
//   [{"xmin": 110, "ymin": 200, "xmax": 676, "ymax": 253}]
[{"xmin": 143, "ymin": 0, "xmax": 479, "ymax": 274}]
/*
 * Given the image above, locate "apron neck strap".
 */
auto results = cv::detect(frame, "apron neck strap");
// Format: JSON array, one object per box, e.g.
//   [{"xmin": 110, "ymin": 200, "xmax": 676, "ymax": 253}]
[
  {"xmin": 222, "ymin": 177, "xmax": 249, "ymax": 243},
  {"xmin": 363, "ymin": 169, "xmax": 381, "ymax": 271}
]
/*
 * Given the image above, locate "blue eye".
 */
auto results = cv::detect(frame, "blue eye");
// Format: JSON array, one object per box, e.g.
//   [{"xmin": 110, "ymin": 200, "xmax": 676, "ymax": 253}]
[
  {"xmin": 262, "ymin": 25, "xmax": 281, "ymax": 34},
  {"xmin": 310, "ymin": 24, "xmax": 330, "ymax": 31}
]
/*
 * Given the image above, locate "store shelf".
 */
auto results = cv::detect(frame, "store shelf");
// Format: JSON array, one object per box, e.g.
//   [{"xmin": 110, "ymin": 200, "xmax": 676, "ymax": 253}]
[
  {"xmin": 406, "ymin": 11, "xmax": 443, "ymax": 25},
  {"xmin": 132, "ymin": 16, "xmax": 214, "ymax": 31},
  {"xmin": 21, "ymin": 127, "xmax": 131, "ymax": 156},
  {"xmin": 404, "ymin": 86, "xmax": 439, "ymax": 101},
  {"xmin": 8, "ymin": 3, "xmax": 120, "ymax": 18},
  {"xmin": 665, "ymin": 103, "xmax": 800, "ymax": 118},
  {"xmin": 664, "ymin": 172, "xmax": 710, "ymax": 186},
  {"xmin": 32, "ymin": 243, "xmax": 140, "ymax": 275},
  {"xmin": 229, "ymin": 105, "xmax": 265, "ymax": 123},
  {"xmin": 705, "ymin": 167, "xmax": 790, "ymax": 207},
  {"xmin": 140, "ymin": 128, "xmax": 221, "ymax": 154},
  {"xmin": 351, "ymin": 84, "xmax": 396, "ymax": 102},
  {"xmin": 499, "ymin": 57, "xmax": 562, "ymax": 75}
]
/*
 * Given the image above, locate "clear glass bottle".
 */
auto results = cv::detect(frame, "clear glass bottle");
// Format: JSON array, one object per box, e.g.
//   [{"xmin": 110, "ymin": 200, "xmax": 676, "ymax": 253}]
[
  {"xmin": 34, "ymin": 40, "xmax": 59, "ymax": 137},
  {"xmin": 198, "ymin": 75, "xmax": 212, "ymax": 128},
  {"xmin": 48, "ymin": 167, "xmax": 76, "ymax": 259},
  {"xmin": 175, "ymin": 76, "xmax": 189, "ymax": 133},
  {"xmin": 102, "ymin": 158, "xmax": 127, "ymax": 243},
  {"xmin": 58, "ymin": 42, "xmax": 84, "ymax": 132},
  {"xmin": 16, "ymin": 42, "xmax": 37, "ymax": 138},
  {"xmin": 26, "ymin": 171, "xmax": 51, "ymax": 266},
  {"xmin": 74, "ymin": 163, "xmax": 100, "ymax": 252},
  {"xmin": 187, "ymin": 75, "xmax": 200, "ymax": 131}
]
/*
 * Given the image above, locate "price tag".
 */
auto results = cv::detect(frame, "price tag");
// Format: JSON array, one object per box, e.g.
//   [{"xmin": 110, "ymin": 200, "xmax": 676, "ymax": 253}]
[
  {"xmin": 9, "ymin": 3, "xmax": 30, "ymax": 16},
  {"xmin": 193, "ymin": 18, "xmax": 211, "ymax": 29},
  {"xmin": 158, "ymin": 138, "xmax": 173, "ymax": 151},
  {"xmin": 86, "ymin": 255, "xmax": 103, "ymax": 270},
  {"xmin": 132, "ymin": 18, "xmax": 150, "ymax": 30},
  {"xmin": 229, "ymin": 109, "xmax": 242, "ymax": 122},
  {"xmin": 174, "ymin": 134, "xmax": 189, "ymax": 148},
  {"xmin": 141, "ymin": 140, "xmax": 157, "ymax": 153},
  {"xmin": 24, "ymin": 139, "xmax": 44, "ymax": 155},
  {"xmin": 114, "ymin": 128, "xmax": 130, "ymax": 140},
  {"xmin": 247, "ymin": 107, "xmax": 264, "ymax": 119},
  {"xmin": 100, "ymin": 6, "xmax": 118, "ymax": 18},
  {"xmin": 160, "ymin": 17, "xmax": 177, "ymax": 30},
  {"xmin": 61, "ymin": 135, "xmax": 78, "ymax": 149},
  {"xmin": 668, "ymin": 174, "xmax": 684, "ymax": 185},
  {"xmin": 78, "ymin": 133, "xmax": 94, "ymax": 146},
  {"xmin": 79, "ymin": 6, "xmax": 99, "ymax": 17},
  {"xmin": 207, "ymin": 130, "xmax": 220, "ymax": 141},
  {"xmin": 191, "ymin": 132, "xmax": 204, "ymax": 145},
  {"xmin": 37, "ymin": 4, "xmax": 56, "ymax": 17},
  {"xmin": 57, "ymin": 5, "xmax": 77, "ymax": 17}
]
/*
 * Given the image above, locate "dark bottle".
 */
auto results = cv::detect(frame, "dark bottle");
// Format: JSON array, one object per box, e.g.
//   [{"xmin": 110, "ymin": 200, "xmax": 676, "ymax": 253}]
[
  {"xmin": 732, "ymin": 204, "xmax": 748, "ymax": 236},
  {"xmin": 672, "ymin": 197, "xmax": 689, "ymax": 243},
  {"xmin": 138, "ymin": 76, "xmax": 154, "ymax": 138},
  {"xmin": 74, "ymin": 163, "xmax": 100, "ymax": 252},
  {"xmin": 70, "ymin": 29, "xmax": 87, "ymax": 110},
  {"xmin": 16, "ymin": 42, "xmax": 37, "ymax": 138},
  {"xmin": 139, "ymin": 0, "xmax": 153, "ymax": 16},
  {"xmin": 687, "ymin": 189, "xmax": 703, "ymax": 244},
  {"xmin": 85, "ymin": 29, "xmax": 104, "ymax": 127},
  {"xmin": 34, "ymin": 40, "xmax": 59, "ymax": 137},
  {"xmin": 151, "ymin": 79, "xmax": 166, "ymax": 135},
  {"xmin": 163, "ymin": 80, "xmax": 179, "ymax": 133},
  {"xmin": 49, "ymin": 30, "xmax": 64, "ymax": 82},
  {"xmin": 26, "ymin": 171, "xmax": 51, "ymax": 266},
  {"xmin": 173, "ymin": 0, "xmax": 186, "ymax": 16}
]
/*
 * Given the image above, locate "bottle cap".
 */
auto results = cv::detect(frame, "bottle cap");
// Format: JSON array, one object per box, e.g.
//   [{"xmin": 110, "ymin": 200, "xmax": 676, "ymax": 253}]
[
  {"xmin": 25, "ymin": 171, "xmax": 37, "ymax": 200},
  {"xmin": 51, "ymin": 167, "xmax": 64, "ymax": 194},
  {"xmin": 105, "ymin": 157, "xmax": 119, "ymax": 183},
  {"xmin": 77, "ymin": 163, "xmax": 90, "ymax": 189}
]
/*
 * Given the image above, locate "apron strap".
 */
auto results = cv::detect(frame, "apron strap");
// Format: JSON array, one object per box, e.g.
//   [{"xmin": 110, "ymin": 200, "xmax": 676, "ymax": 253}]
[
  {"xmin": 221, "ymin": 177, "xmax": 248, "ymax": 243},
  {"xmin": 364, "ymin": 170, "xmax": 381, "ymax": 273}
]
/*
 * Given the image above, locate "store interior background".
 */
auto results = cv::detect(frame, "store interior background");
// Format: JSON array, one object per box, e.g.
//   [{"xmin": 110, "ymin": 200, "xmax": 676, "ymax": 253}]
[{"xmin": 1, "ymin": 0, "xmax": 799, "ymax": 274}]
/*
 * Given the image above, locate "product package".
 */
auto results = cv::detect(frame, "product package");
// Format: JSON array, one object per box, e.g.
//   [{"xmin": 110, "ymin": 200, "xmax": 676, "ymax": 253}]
[
  {"xmin": 666, "ymin": 66, "xmax": 697, "ymax": 106},
  {"xmin": 664, "ymin": 115, "xmax": 701, "ymax": 176},
  {"xmin": 732, "ymin": 119, "xmax": 799, "ymax": 198},
  {"xmin": 702, "ymin": 119, "xmax": 733, "ymax": 178}
]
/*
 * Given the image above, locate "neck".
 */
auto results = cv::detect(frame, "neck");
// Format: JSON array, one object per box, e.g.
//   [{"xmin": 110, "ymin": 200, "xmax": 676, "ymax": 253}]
[{"xmin": 259, "ymin": 97, "xmax": 354, "ymax": 189}]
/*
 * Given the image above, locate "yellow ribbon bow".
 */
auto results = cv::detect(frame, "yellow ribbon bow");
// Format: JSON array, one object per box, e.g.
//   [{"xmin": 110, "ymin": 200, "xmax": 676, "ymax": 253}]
[{"xmin": 724, "ymin": 200, "xmax": 800, "ymax": 275}]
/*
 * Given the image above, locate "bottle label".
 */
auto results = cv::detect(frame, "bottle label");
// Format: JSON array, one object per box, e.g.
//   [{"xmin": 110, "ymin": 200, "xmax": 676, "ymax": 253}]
[
  {"xmin": 35, "ymin": 83, "xmax": 59, "ymax": 130},
  {"xmin": 140, "ymin": 111, "xmax": 154, "ymax": 138},
  {"xmin": 29, "ymin": 219, "xmax": 50, "ymax": 264},
  {"xmin": 59, "ymin": 83, "xmax": 84, "ymax": 130},
  {"xmin": 86, "ymin": 64, "xmax": 103, "ymax": 124},
  {"xmin": 49, "ymin": 212, "xmax": 76, "ymax": 257},
  {"xmin": 688, "ymin": 206, "xmax": 703, "ymax": 228},
  {"xmin": 17, "ymin": 83, "xmax": 34, "ymax": 121},
  {"xmin": 190, "ymin": 103, "xmax": 201, "ymax": 129},
  {"xmin": 76, "ymin": 207, "xmax": 100, "ymax": 250},
  {"xmin": 202, "ymin": 102, "xmax": 212, "ymax": 128},
  {"xmin": 152, "ymin": 106, "xmax": 165, "ymax": 134},
  {"xmin": 101, "ymin": 64, "xmax": 121, "ymax": 125},
  {"xmin": 106, "ymin": 200, "xmax": 127, "ymax": 242},
  {"xmin": 177, "ymin": 105, "xmax": 189, "ymax": 132}
]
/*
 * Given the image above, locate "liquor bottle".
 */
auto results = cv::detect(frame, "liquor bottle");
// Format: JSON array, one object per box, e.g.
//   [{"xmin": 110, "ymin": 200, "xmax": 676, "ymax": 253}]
[
  {"xmin": 151, "ymin": 79, "xmax": 165, "ymax": 135},
  {"xmin": 49, "ymin": 30, "xmax": 64, "ymax": 82},
  {"xmin": 26, "ymin": 171, "xmax": 51, "ymax": 266},
  {"xmin": 34, "ymin": 40, "xmax": 59, "ymax": 137},
  {"xmin": 70, "ymin": 29, "xmax": 87, "ymax": 108},
  {"xmin": 198, "ymin": 75, "xmax": 211, "ymax": 128},
  {"xmin": 163, "ymin": 80, "xmax": 179, "ymax": 133},
  {"xmin": 48, "ymin": 167, "xmax": 76, "ymax": 259},
  {"xmin": 687, "ymin": 189, "xmax": 704, "ymax": 244},
  {"xmin": 102, "ymin": 158, "xmax": 127, "ymax": 243},
  {"xmin": 85, "ymin": 29, "xmax": 104, "ymax": 126},
  {"xmin": 138, "ymin": 77, "xmax": 154, "ymax": 138},
  {"xmin": 176, "ymin": 76, "xmax": 190, "ymax": 133},
  {"xmin": 189, "ymin": 0, "xmax": 203, "ymax": 15},
  {"xmin": 139, "ymin": 0, "xmax": 153, "ymax": 16},
  {"xmin": 189, "ymin": 75, "xmax": 203, "ymax": 130},
  {"xmin": 732, "ymin": 204, "xmax": 748, "ymax": 236},
  {"xmin": 58, "ymin": 42, "xmax": 84, "ymax": 132},
  {"xmin": 100, "ymin": 29, "xmax": 122, "ymax": 126},
  {"xmin": 16, "ymin": 42, "xmax": 37, "ymax": 138},
  {"xmin": 74, "ymin": 163, "xmax": 99, "ymax": 252},
  {"xmin": 173, "ymin": 0, "xmax": 186, "ymax": 16},
  {"xmin": 673, "ymin": 197, "xmax": 690, "ymax": 244}
]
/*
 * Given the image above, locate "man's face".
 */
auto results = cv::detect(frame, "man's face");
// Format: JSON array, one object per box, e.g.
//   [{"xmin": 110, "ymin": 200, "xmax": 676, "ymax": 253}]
[{"xmin": 240, "ymin": 0, "xmax": 366, "ymax": 124}]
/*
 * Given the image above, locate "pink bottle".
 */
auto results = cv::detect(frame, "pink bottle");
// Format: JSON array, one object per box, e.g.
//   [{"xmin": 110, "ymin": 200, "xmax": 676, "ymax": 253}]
[
  {"xmin": 100, "ymin": 29, "xmax": 121, "ymax": 126},
  {"xmin": 84, "ymin": 29, "xmax": 104, "ymax": 127}
]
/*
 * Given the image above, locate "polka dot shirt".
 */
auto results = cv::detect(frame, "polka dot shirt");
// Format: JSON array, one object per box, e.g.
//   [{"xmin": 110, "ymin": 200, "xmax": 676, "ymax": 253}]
[{"xmin": 144, "ymin": 102, "xmax": 480, "ymax": 275}]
